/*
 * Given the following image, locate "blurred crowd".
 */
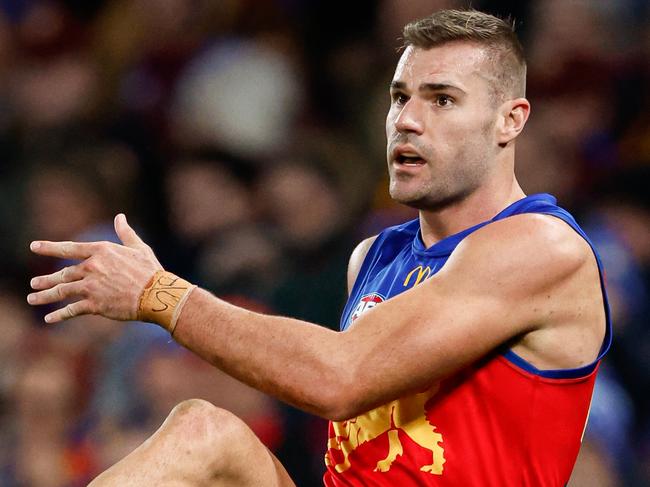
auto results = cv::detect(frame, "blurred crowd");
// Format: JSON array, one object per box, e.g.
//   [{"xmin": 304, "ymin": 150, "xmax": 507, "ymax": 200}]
[{"xmin": 0, "ymin": 0, "xmax": 648, "ymax": 485}]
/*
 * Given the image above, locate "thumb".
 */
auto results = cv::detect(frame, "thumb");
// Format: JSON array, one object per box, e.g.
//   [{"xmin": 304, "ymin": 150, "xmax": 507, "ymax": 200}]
[{"xmin": 114, "ymin": 213, "xmax": 147, "ymax": 248}]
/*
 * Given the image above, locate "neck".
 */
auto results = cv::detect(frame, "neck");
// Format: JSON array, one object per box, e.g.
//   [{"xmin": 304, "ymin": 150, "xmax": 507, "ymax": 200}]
[{"xmin": 418, "ymin": 174, "xmax": 525, "ymax": 248}]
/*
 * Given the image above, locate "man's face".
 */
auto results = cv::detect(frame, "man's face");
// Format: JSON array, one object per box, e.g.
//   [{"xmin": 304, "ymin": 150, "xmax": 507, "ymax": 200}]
[{"xmin": 386, "ymin": 42, "xmax": 501, "ymax": 210}]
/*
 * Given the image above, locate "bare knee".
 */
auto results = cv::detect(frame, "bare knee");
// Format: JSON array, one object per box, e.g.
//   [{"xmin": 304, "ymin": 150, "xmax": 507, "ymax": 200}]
[
  {"xmin": 162, "ymin": 399, "xmax": 256, "ymax": 473},
  {"xmin": 91, "ymin": 400, "xmax": 286, "ymax": 487},
  {"xmin": 165, "ymin": 398, "xmax": 250, "ymax": 447},
  {"xmin": 166, "ymin": 398, "xmax": 234, "ymax": 430}
]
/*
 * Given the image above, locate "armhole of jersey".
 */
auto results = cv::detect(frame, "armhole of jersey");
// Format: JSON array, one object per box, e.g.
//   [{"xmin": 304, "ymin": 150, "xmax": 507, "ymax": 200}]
[
  {"xmin": 502, "ymin": 211, "xmax": 613, "ymax": 380},
  {"xmin": 340, "ymin": 235, "xmax": 384, "ymax": 331},
  {"xmin": 348, "ymin": 236, "xmax": 381, "ymax": 297}
]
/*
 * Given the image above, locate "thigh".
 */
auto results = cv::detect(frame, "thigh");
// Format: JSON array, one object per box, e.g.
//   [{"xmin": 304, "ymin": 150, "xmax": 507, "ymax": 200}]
[
  {"xmin": 90, "ymin": 438, "xmax": 295, "ymax": 487},
  {"xmin": 252, "ymin": 447, "xmax": 296, "ymax": 487},
  {"xmin": 219, "ymin": 420, "xmax": 296, "ymax": 487},
  {"xmin": 89, "ymin": 399, "xmax": 297, "ymax": 487}
]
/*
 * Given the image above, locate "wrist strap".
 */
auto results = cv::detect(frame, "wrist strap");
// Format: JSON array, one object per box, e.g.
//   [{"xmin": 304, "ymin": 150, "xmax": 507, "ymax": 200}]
[{"xmin": 137, "ymin": 270, "xmax": 196, "ymax": 335}]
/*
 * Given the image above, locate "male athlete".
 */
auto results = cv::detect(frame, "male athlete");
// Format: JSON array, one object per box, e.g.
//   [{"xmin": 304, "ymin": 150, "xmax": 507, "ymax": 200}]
[{"xmin": 27, "ymin": 9, "xmax": 610, "ymax": 487}]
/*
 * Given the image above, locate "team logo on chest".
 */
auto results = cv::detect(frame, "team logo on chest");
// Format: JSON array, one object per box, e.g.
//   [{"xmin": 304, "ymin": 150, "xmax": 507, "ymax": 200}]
[
  {"xmin": 403, "ymin": 265, "xmax": 432, "ymax": 287},
  {"xmin": 350, "ymin": 293, "xmax": 385, "ymax": 324}
]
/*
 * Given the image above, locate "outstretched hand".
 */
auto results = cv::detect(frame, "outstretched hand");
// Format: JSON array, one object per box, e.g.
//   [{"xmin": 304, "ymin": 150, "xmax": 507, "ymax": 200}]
[{"xmin": 27, "ymin": 214, "xmax": 163, "ymax": 323}]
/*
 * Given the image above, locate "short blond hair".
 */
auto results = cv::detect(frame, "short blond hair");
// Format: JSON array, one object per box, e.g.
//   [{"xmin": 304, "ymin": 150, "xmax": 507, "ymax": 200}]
[{"xmin": 402, "ymin": 9, "xmax": 526, "ymax": 100}]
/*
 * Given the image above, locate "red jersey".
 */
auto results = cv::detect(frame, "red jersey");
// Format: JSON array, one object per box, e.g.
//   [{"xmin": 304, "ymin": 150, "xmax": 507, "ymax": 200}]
[{"xmin": 323, "ymin": 195, "xmax": 611, "ymax": 486}]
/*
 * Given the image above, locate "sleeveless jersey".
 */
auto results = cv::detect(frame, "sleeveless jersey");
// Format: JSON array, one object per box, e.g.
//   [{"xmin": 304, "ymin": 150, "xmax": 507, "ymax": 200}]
[{"xmin": 323, "ymin": 194, "xmax": 612, "ymax": 487}]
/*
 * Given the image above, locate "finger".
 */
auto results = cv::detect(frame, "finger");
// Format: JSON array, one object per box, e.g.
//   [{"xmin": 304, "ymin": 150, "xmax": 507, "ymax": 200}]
[
  {"xmin": 30, "ymin": 241, "xmax": 95, "ymax": 260},
  {"xmin": 27, "ymin": 281, "xmax": 86, "ymax": 306},
  {"xmin": 44, "ymin": 300, "xmax": 93, "ymax": 324},
  {"xmin": 114, "ymin": 213, "xmax": 147, "ymax": 249},
  {"xmin": 30, "ymin": 265, "xmax": 84, "ymax": 290}
]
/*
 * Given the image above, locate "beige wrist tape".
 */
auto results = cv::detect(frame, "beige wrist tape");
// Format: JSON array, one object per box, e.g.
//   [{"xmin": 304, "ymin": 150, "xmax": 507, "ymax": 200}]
[{"xmin": 137, "ymin": 270, "xmax": 196, "ymax": 335}]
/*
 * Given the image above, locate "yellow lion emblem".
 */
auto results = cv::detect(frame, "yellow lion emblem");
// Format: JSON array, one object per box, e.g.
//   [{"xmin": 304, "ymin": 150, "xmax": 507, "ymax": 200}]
[{"xmin": 326, "ymin": 385, "xmax": 445, "ymax": 474}]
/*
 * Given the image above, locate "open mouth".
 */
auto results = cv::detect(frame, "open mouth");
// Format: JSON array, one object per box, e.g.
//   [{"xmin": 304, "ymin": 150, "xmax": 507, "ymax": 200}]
[{"xmin": 396, "ymin": 153, "xmax": 426, "ymax": 166}]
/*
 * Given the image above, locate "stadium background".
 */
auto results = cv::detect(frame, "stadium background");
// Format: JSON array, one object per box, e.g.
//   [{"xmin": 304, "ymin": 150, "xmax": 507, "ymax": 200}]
[{"xmin": 0, "ymin": 0, "xmax": 648, "ymax": 485}]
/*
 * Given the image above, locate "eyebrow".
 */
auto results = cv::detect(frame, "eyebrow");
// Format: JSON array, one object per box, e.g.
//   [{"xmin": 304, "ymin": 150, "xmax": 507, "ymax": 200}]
[{"xmin": 389, "ymin": 81, "xmax": 466, "ymax": 95}]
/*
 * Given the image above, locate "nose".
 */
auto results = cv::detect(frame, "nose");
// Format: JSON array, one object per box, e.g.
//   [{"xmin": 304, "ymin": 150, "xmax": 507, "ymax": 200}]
[{"xmin": 393, "ymin": 99, "xmax": 425, "ymax": 135}]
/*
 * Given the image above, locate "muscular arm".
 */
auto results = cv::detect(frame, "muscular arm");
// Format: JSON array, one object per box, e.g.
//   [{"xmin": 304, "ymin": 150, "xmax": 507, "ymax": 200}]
[
  {"xmin": 171, "ymin": 234, "xmax": 378, "ymax": 416},
  {"xmin": 28, "ymin": 214, "xmax": 601, "ymax": 421}
]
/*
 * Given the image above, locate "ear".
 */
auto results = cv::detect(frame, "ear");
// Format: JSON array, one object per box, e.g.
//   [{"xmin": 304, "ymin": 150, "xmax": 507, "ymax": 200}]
[{"xmin": 496, "ymin": 98, "xmax": 530, "ymax": 146}]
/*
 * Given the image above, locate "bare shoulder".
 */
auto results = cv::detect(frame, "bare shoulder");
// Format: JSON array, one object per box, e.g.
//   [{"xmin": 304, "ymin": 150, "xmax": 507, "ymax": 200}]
[
  {"xmin": 347, "ymin": 236, "xmax": 378, "ymax": 295},
  {"xmin": 439, "ymin": 212, "xmax": 603, "ymax": 369},
  {"xmin": 444, "ymin": 212, "xmax": 593, "ymax": 292}
]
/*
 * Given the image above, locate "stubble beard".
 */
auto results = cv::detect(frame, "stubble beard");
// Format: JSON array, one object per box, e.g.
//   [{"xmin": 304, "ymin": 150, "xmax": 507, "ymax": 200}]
[
  {"xmin": 388, "ymin": 121, "xmax": 495, "ymax": 211},
  {"xmin": 390, "ymin": 174, "xmax": 478, "ymax": 211},
  {"xmin": 388, "ymin": 148, "xmax": 490, "ymax": 212}
]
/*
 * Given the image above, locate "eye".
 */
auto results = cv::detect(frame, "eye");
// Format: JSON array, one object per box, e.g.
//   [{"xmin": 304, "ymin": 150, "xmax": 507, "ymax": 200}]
[
  {"xmin": 391, "ymin": 92, "xmax": 409, "ymax": 106},
  {"xmin": 434, "ymin": 94, "xmax": 453, "ymax": 107}
]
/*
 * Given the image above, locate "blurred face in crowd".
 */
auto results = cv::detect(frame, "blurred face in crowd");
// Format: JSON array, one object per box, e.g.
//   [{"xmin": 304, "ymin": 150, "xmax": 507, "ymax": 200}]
[
  {"xmin": 28, "ymin": 168, "xmax": 103, "ymax": 240},
  {"xmin": 166, "ymin": 161, "xmax": 251, "ymax": 242},
  {"xmin": 258, "ymin": 164, "xmax": 342, "ymax": 249},
  {"xmin": 385, "ymin": 41, "xmax": 504, "ymax": 210}
]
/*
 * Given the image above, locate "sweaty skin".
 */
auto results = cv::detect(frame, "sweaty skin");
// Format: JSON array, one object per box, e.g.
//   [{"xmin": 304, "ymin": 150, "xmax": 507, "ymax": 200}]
[{"xmin": 27, "ymin": 41, "xmax": 605, "ymax": 422}]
